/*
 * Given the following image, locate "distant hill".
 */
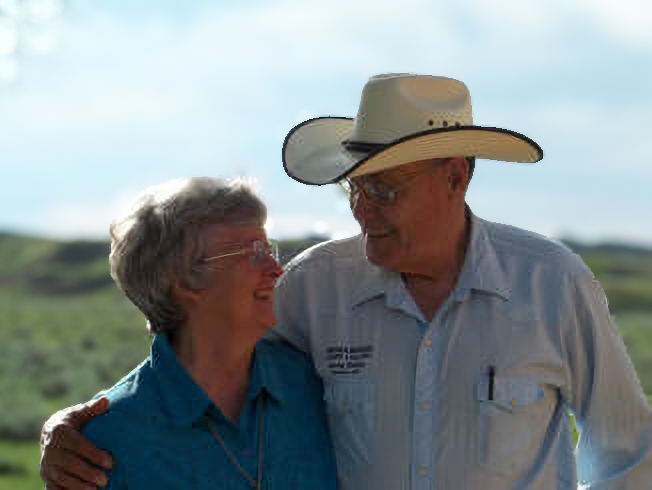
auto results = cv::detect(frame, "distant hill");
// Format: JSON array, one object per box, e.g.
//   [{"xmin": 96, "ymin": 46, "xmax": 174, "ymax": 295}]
[
  {"xmin": 0, "ymin": 232, "xmax": 330, "ymax": 296},
  {"xmin": 2, "ymin": 231, "xmax": 651, "ymax": 311},
  {"xmin": 0, "ymin": 233, "xmax": 112, "ymax": 294},
  {"xmin": 563, "ymin": 239, "xmax": 652, "ymax": 258},
  {"xmin": 560, "ymin": 239, "xmax": 652, "ymax": 313},
  {"xmin": 0, "ymin": 231, "xmax": 651, "ymax": 444}
]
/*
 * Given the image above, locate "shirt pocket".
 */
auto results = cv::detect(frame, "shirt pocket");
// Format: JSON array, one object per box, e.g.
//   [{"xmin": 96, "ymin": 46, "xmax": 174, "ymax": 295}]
[
  {"xmin": 322, "ymin": 377, "xmax": 375, "ymax": 479},
  {"xmin": 476, "ymin": 376, "xmax": 547, "ymax": 477}
]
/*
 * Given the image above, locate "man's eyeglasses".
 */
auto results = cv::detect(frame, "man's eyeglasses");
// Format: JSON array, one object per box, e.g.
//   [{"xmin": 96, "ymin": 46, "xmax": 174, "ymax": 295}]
[
  {"xmin": 340, "ymin": 158, "xmax": 452, "ymax": 207},
  {"xmin": 340, "ymin": 173, "xmax": 421, "ymax": 207},
  {"xmin": 202, "ymin": 239, "xmax": 279, "ymax": 267}
]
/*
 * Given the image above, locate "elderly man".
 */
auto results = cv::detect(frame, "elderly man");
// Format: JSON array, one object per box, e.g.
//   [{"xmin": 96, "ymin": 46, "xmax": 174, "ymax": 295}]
[{"xmin": 41, "ymin": 74, "xmax": 652, "ymax": 489}]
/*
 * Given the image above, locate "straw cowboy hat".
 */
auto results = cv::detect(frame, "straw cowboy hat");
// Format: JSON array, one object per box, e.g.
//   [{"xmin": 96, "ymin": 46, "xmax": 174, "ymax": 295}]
[{"xmin": 283, "ymin": 73, "xmax": 543, "ymax": 185}]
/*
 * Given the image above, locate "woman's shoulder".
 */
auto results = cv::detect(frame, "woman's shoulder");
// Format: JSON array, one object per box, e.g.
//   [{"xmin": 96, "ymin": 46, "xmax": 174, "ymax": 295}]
[
  {"xmin": 255, "ymin": 339, "xmax": 322, "ymax": 389},
  {"xmin": 82, "ymin": 357, "xmax": 157, "ymax": 445},
  {"xmin": 256, "ymin": 338, "xmax": 312, "ymax": 367}
]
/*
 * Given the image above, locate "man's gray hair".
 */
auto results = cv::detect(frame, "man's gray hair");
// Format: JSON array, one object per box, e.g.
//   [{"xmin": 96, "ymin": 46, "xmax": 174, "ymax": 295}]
[{"xmin": 109, "ymin": 176, "xmax": 266, "ymax": 336}]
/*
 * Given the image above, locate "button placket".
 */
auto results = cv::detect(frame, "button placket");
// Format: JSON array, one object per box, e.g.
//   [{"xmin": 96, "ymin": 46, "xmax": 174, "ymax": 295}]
[{"xmin": 412, "ymin": 327, "xmax": 436, "ymax": 489}]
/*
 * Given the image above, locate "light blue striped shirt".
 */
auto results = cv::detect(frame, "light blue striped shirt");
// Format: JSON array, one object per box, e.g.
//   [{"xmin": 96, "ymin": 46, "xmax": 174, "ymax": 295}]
[{"xmin": 273, "ymin": 211, "xmax": 652, "ymax": 489}]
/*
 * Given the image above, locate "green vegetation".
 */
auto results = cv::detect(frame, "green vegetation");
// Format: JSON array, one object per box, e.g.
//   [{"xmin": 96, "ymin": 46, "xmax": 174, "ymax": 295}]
[
  {"xmin": 0, "ymin": 441, "xmax": 41, "ymax": 490},
  {"xmin": 569, "ymin": 241, "xmax": 652, "ymax": 313},
  {"xmin": 1, "ymin": 232, "xmax": 651, "ymax": 488}
]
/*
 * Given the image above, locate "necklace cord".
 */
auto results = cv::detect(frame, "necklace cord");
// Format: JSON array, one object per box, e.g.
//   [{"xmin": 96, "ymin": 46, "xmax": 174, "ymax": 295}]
[{"xmin": 205, "ymin": 393, "xmax": 267, "ymax": 490}]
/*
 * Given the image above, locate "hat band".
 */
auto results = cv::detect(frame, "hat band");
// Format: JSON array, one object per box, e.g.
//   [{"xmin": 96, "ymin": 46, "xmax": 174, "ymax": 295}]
[{"xmin": 342, "ymin": 140, "xmax": 386, "ymax": 153}]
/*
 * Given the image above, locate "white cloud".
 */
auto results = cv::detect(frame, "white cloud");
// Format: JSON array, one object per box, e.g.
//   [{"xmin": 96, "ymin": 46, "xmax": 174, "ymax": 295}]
[
  {"xmin": 3, "ymin": 0, "xmax": 647, "ymax": 135},
  {"xmin": 0, "ymin": 0, "xmax": 650, "ymax": 245},
  {"xmin": 574, "ymin": 0, "xmax": 652, "ymax": 47}
]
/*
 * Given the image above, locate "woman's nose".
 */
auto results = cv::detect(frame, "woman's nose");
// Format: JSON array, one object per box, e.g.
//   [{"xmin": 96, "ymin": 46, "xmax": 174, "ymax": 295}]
[{"xmin": 262, "ymin": 254, "xmax": 284, "ymax": 279}]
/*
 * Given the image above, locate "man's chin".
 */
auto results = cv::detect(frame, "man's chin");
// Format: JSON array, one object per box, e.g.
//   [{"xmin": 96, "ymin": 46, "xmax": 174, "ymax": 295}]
[{"xmin": 365, "ymin": 241, "xmax": 397, "ymax": 270}]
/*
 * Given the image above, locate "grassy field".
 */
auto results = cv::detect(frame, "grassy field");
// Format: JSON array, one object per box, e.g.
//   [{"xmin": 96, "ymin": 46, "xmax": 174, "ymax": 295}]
[
  {"xmin": 0, "ymin": 441, "xmax": 41, "ymax": 490},
  {"xmin": 1, "ymin": 233, "xmax": 651, "ymax": 488}
]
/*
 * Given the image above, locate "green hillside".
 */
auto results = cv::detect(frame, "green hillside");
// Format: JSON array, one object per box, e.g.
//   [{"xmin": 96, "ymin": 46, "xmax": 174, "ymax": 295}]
[{"xmin": 1, "ymin": 232, "xmax": 651, "ymax": 487}]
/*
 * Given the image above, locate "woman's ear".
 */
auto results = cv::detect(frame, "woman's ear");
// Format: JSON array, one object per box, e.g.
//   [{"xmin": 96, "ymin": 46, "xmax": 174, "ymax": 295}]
[{"xmin": 173, "ymin": 283, "xmax": 202, "ymax": 308}]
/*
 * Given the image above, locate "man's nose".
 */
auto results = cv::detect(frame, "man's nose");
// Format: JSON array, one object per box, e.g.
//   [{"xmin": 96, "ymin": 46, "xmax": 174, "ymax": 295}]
[{"xmin": 352, "ymin": 192, "xmax": 383, "ymax": 222}]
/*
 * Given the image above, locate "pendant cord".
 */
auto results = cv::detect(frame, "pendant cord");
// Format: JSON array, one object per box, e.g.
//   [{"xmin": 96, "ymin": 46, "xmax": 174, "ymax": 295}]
[{"xmin": 205, "ymin": 394, "xmax": 267, "ymax": 490}]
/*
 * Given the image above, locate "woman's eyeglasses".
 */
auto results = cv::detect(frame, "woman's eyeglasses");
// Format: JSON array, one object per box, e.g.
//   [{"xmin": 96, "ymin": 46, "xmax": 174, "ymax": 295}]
[{"xmin": 202, "ymin": 239, "xmax": 279, "ymax": 267}]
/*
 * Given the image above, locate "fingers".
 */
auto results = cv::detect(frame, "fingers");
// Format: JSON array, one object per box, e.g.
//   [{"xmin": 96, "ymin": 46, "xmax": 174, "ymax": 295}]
[
  {"xmin": 63, "ymin": 425, "xmax": 112, "ymax": 468},
  {"xmin": 69, "ymin": 398, "xmax": 111, "ymax": 428},
  {"xmin": 43, "ymin": 401, "xmax": 113, "ymax": 469},
  {"xmin": 42, "ymin": 398, "xmax": 110, "ymax": 449},
  {"xmin": 41, "ymin": 437, "xmax": 110, "ymax": 488},
  {"xmin": 54, "ymin": 432, "xmax": 111, "ymax": 475},
  {"xmin": 47, "ymin": 398, "xmax": 110, "ymax": 432},
  {"xmin": 40, "ymin": 398, "xmax": 113, "ymax": 489},
  {"xmin": 44, "ymin": 464, "xmax": 105, "ymax": 490}
]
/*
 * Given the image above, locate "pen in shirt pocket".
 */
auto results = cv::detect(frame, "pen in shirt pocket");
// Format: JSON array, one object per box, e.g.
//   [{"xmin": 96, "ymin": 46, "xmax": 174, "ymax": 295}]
[{"xmin": 488, "ymin": 365, "xmax": 496, "ymax": 401}]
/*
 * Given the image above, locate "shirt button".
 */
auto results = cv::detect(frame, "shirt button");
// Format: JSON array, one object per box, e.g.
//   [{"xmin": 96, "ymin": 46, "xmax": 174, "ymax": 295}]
[
  {"xmin": 424, "ymin": 338, "xmax": 432, "ymax": 347},
  {"xmin": 419, "ymin": 401, "xmax": 432, "ymax": 411},
  {"xmin": 417, "ymin": 465, "xmax": 429, "ymax": 477}
]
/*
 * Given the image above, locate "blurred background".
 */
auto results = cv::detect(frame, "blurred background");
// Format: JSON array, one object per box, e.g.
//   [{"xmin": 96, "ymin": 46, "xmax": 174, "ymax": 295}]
[{"xmin": 1, "ymin": 0, "xmax": 651, "ymax": 488}]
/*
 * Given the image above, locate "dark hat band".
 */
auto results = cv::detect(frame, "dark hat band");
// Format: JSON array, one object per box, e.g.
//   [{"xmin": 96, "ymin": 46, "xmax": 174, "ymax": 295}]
[{"xmin": 342, "ymin": 140, "xmax": 386, "ymax": 153}]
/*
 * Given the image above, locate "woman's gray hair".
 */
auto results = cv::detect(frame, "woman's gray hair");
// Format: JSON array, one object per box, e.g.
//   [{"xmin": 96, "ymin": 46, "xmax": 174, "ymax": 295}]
[{"xmin": 109, "ymin": 176, "xmax": 266, "ymax": 336}]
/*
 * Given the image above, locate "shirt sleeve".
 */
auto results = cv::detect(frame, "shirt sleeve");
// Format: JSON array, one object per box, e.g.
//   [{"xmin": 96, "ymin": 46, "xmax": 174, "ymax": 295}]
[
  {"xmin": 82, "ymin": 420, "xmax": 128, "ymax": 489},
  {"xmin": 563, "ymin": 270, "xmax": 652, "ymax": 488},
  {"xmin": 271, "ymin": 265, "xmax": 311, "ymax": 352},
  {"xmin": 102, "ymin": 468, "xmax": 126, "ymax": 490}
]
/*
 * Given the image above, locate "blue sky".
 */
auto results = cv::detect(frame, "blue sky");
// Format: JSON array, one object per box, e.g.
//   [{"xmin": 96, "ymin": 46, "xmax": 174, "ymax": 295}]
[{"xmin": 0, "ymin": 0, "xmax": 650, "ymax": 245}]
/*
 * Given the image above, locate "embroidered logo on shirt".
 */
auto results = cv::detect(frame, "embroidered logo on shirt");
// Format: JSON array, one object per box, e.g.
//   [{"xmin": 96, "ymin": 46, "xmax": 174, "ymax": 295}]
[{"xmin": 326, "ymin": 345, "xmax": 373, "ymax": 374}]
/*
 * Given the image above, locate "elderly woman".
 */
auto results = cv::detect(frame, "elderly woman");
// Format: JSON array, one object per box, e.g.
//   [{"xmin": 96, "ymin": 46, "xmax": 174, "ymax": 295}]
[{"xmin": 77, "ymin": 177, "xmax": 336, "ymax": 489}]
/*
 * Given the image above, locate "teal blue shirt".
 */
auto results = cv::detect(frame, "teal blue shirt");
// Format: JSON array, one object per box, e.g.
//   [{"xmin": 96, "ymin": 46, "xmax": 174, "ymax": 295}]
[{"xmin": 83, "ymin": 333, "xmax": 337, "ymax": 489}]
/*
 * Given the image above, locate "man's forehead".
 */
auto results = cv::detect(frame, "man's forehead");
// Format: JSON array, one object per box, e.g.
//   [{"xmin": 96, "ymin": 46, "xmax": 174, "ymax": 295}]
[{"xmin": 354, "ymin": 158, "xmax": 451, "ymax": 182}]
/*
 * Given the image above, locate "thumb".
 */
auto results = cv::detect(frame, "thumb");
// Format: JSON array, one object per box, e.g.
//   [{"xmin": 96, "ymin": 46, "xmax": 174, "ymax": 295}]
[{"xmin": 70, "ymin": 397, "xmax": 110, "ymax": 427}]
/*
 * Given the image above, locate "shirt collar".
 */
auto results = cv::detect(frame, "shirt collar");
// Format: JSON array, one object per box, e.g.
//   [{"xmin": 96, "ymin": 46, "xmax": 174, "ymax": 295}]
[
  {"xmin": 351, "ymin": 258, "xmax": 398, "ymax": 307},
  {"xmin": 452, "ymin": 209, "xmax": 512, "ymax": 302},
  {"xmin": 246, "ymin": 340, "xmax": 286, "ymax": 404},
  {"xmin": 151, "ymin": 334, "xmax": 283, "ymax": 428},
  {"xmin": 151, "ymin": 333, "xmax": 212, "ymax": 428},
  {"xmin": 350, "ymin": 209, "xmax": 511, "ymax": 309}
]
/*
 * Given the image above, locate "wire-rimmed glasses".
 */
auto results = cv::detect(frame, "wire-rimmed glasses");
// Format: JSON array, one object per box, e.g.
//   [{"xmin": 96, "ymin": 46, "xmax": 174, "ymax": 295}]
[
  {"xmin": 340, "ymin": 158, "xmax": 452, "ymax": 207},
  {"xmin": 340, "ymin": 174, "xmax": 421, "ymax": 207},
  {"xmin": 202, "ymin": 239, "xmax": 279, "ymax": 267}
]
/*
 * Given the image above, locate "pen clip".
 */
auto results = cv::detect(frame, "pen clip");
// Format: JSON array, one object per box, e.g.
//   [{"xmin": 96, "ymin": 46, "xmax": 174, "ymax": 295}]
[{"xmin": 488, "ymin": 365, "xmax": 496, "ymax": 401}]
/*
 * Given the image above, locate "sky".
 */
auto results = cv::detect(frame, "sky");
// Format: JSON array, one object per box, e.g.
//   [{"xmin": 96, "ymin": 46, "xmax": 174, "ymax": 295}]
[{"xmin": 0, "ymin": 0, "xmax": 650, "ymax": 245}]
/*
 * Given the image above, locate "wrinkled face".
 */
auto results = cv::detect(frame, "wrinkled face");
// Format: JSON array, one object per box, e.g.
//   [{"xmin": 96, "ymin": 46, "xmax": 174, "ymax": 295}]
[
  {"xmin": 195, "ymin": 223, "xmax": 282, "ymax": 334},
  {"xmin": 350, "ymin": 158, "xmax": 468, "ymax": 274}
]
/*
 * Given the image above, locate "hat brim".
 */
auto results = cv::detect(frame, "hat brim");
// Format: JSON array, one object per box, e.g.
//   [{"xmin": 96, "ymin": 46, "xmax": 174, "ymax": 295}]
[{"xmin": 283, "ymin": 117, "xmax": 543, "ymax": 185}]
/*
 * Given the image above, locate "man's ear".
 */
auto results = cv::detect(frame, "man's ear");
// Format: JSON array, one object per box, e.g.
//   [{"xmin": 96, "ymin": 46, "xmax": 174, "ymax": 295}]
[{"xmin": 448, "ymin": 157, "xmax": 470, "ymax": 194}]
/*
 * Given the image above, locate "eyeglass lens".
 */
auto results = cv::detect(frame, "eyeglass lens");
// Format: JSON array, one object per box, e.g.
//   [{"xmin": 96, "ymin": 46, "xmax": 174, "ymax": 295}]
[{"xmin": 250, "ymin": 240, "xmax": 279, "ymax": 266}]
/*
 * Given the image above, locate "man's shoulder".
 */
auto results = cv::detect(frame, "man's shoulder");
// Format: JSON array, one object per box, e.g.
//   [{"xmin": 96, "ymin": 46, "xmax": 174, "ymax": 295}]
[
  {"xmin": 284, "ymin": 234, "xmax": 365, "ymax": 271},
  {"xmin": 480, "ymin": 217, "xmax": 590, "ymax": 276},
  {"xmin": 278, "ymin": 234, "xmax": 371, "ymax": 295}
]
